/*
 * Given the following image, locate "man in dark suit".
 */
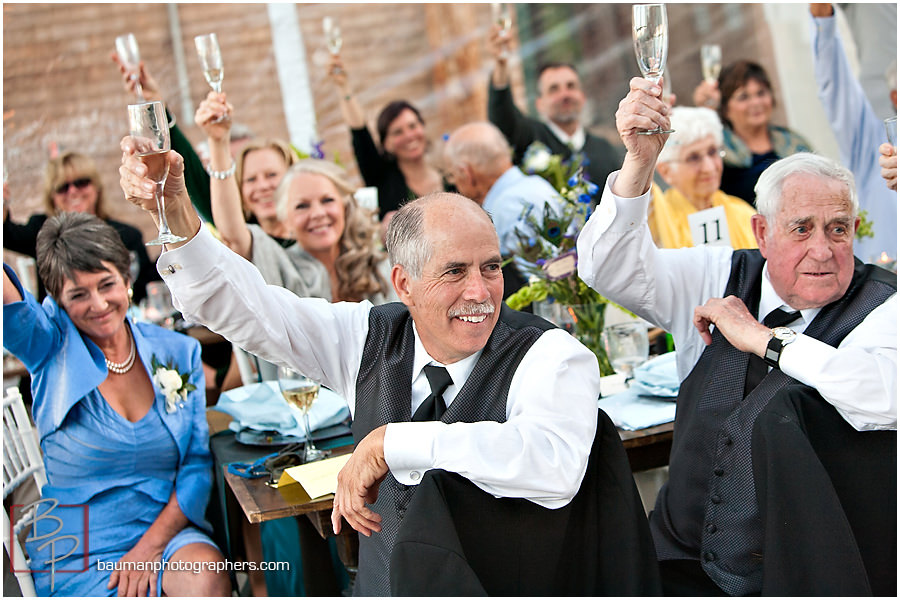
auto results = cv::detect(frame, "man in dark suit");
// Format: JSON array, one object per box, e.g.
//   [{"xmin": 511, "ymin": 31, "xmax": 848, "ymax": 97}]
[
  {"xmin": 486, "ymin": 24, "xmax": 623, "ymax": 185},
  {"xmin": 577, "ymin": 77, "xmax": 896, "ymax": 595},
  {"xmin": 119, "ymin": 143, "xmax": 603, "ymax": 596}
]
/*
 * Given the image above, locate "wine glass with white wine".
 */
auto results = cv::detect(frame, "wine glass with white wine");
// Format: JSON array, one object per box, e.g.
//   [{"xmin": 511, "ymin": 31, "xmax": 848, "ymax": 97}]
[
  {"xmin": 194, "ymin": 33, "xmax": 224, "ymax": 94},
  {"xmin": 322, "ymin": 17, "xmax": 343, "ymax": 56},
  {"xmin": 277, "ymin": 366, "xmax": 327, "ymax": 463},
  {"xmin": 700, "ymin": 44, "xmax": 722, "ymax": 84},
  {"xmin": 115, "ymin": 33, "xmax": 145, "ymax": 101},
  {"xmin": 632, "ymin": 3, "xmax": 675, "ymax": 134},
  {"xmin": 127, "ymin": 101, "xmax": 185, "ymax": 246},
  {"xmin": 491, "ymin": 3, "xmax": 513, "ymax": 59},
  {"xmin": 602, "ymin": 322, "xmax": 650, "ymax": 386}
]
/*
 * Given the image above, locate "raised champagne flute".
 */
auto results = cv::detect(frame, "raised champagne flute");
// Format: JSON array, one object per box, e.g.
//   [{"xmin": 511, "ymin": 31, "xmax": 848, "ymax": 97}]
[
  {"xmin": 277, "ymin": 366, "xmax": 326, "ymax": 463},
  {"xmin": 700, "ymin": 43, "xmax": 722, "ymax": 84},
  {"xmin": 491, "ymin": 3, "xmax": 513, "ymax": 59},
  {"xmin": 194, "ymin": 33, "xmax": 224, "ymax": 93},
  {"xmin": 632, "ymin": 3, "xmax": 675, "ymax": 134},
  {"xmin": 127, "ymin": 101, "xmax": 184, "ymax": 245},
  {"xmin": 115, "ymin": 33, "xmax": 145, "ymax": 101},
  {"xmin": 322, "ymin": 17, "xmax": 343, "ymax": 56},
  {"xmin": 602, "ymin": 322, "xmax": 650, "ymax": 386}
]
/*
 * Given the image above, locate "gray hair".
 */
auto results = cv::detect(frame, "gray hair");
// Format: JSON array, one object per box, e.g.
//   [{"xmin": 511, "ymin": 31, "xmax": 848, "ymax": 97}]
[
  {"xmin": 36, "ymin": 212, "xmax": 131, "ymax": 300},
  {"xmin": 385, "ymin": 192, "xmax": 494, "ymax": 279},
  {"xmin": 658, "ymin": 107, "xmax": 723, "ymax": 164},
  {"xmin": 385, "ymin": 198, "xmax": 431, "ymax": 279},
  {"xmin": 443, "ymin": 121, "xmax": 512, "ymax": 177},
  {"xmin": 754, "ymin": 152, "xmax": 858, "ymax": 220}
]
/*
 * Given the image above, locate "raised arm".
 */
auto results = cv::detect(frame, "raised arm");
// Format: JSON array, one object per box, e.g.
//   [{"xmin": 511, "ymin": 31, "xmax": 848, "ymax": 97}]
[
  {"xmin": 111, "ymin": 53, "xmax": 215, "ymax": 224},
  {"xmin": 194, "ymin": 92, "xmax": 252, "ymax": 259},
  {"xmin": 3, "ymin": 264, "xmax": 22, "ymax": 304},
  {"xmin": 327, "ymin": 54, "xmax": 366, "ymax": 130},
  {"xmin": 119, "ymin": 140, "xmax": 201, "ymax": 250}
]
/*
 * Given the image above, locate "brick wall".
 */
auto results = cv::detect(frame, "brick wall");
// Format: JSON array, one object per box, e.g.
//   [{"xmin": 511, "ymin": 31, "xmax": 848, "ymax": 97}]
[{"xmin": 4, "ymin": 3, "xmax": 778, "ymax": 265}]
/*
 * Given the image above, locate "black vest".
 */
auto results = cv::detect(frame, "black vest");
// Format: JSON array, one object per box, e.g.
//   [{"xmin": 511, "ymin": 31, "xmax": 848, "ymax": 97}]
[
  {"xmin": 649, "ymin": 250, "xmax": 896, "ymax": 595},
  {"xmin": 351, "ymin": 302, "xmax": 553, "ymax": 596}
]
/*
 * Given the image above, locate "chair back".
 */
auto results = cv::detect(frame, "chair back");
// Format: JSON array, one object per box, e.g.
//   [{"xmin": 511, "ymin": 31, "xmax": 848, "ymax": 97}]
[{"xmin": 3, "ymin": 385, "xmax": 46, "ymax": 597}]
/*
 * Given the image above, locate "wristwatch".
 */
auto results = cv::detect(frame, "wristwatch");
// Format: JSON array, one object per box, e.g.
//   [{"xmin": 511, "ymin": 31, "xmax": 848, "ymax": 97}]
[{"xmin": 764, "ymin": 326, "xmax": 797, "ymax": 369}]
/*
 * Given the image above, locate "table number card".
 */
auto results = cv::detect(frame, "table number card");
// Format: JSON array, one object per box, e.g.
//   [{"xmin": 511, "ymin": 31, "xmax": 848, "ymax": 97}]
[{"xmin": 688, "ymin": 206, "xmax": 732, "ymax": 248}]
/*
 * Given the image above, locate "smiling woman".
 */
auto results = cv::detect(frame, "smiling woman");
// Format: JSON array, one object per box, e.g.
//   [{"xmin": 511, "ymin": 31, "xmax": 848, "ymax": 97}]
[
  {"xmin": 2, "ymin": 212, "xmax": 230, "ymax": 597},
  {"xmin": 2, "ymin": 152, "xmax": 160, "ymax": 302}
]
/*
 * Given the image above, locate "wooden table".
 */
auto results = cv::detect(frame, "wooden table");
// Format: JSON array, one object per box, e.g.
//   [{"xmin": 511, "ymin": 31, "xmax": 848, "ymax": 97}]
[
  {"xmin": 223, "ymin": 445, "xmax": 360, "ymax": 586},
  {"xmin": 220, "ymin": 423, "xmax": 674, "ymax": 590}
]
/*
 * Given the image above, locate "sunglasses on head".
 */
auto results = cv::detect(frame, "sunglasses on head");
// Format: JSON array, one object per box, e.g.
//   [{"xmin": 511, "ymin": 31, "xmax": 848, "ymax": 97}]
[{"xmin": 54, "ymin": 177, "xmax": 92, "ymax": 195}]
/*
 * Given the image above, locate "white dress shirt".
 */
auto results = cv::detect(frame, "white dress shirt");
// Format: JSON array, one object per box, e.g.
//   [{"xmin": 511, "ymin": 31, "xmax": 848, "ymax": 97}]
[
  {"xmin": 158, "ymin": 226, "xmax": 600, "ymax": 508},
  {"xmin": 576, "ymin": 171, "xmax": 896, "ymax": 431}
]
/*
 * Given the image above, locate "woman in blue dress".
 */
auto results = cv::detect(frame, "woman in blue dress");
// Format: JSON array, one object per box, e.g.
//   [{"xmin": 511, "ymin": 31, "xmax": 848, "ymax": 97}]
[{"xmin": 2, "ymin": 212, "xmax": 231, "ymax": 597}]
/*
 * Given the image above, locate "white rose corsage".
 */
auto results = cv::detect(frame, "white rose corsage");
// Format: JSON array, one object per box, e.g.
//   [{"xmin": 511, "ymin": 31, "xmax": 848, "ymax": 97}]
[{"xmin": 151, "ymin": 355, "xmax": 197, "ymax": 413}]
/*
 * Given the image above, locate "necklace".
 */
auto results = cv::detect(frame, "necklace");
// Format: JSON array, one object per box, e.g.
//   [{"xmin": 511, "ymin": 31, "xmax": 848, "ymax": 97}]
[{"xmin": 105, "ymin": 329, "xmax": 136, "ymax": 375}]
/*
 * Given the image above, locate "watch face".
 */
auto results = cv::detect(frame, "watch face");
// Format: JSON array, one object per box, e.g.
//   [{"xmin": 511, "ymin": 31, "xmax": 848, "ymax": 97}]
[{"xmin": 771, "ymin": 327, "xmax": 796, "ymax": 342}]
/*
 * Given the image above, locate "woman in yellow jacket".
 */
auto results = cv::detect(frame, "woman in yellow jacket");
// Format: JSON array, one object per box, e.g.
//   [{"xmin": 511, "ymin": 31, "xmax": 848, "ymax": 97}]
[{"xmin": 649, "ymin": 106, "xmax": 758, "ymax": 250}]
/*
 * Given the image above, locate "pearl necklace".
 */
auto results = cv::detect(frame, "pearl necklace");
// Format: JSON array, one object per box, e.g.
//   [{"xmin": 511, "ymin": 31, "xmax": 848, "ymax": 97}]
[{"xmin": 105, "ymin": 330, "xmax": 136, "ymax": 375}]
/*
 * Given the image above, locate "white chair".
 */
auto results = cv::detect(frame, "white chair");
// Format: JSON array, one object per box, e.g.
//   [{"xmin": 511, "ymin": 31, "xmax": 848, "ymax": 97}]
[{"xmin": 3, "ymin": 385, "xmax": 46, "ymax": 597}]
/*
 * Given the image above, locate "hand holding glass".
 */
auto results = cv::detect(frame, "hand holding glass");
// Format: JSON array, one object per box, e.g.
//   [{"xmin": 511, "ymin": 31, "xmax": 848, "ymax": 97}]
[
  {"xmin": 115, "ymin": 33, "xmax": 145, "ymax": 101},
  {"xmin": 632, "ymin": 4, "xmax": 675, "ymax": 134},
  {"xmin": 127, "ymin": 101, "xmax": 184, "ymax": 246},
  {"xmin": 278, "ymin": 366, "xmax": 327, "ymax": 463},
  {"xmin": 602, "ymin": 322, "xmax": 650, "ymax": 384}
]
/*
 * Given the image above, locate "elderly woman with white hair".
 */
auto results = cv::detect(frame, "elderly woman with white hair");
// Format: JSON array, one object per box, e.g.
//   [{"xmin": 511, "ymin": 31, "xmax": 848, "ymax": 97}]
[{"xmin": 649, "ymin": 106, "xmax": 759, "ymax": 250}]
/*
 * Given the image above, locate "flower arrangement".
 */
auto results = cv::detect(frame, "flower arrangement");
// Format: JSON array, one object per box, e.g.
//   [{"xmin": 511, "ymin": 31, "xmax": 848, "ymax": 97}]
[
  {"xmin": 151, "ymin": 355, "xmax": 197, "ymax": 413},
  {"xmin": 505, "ymin": 142, "xmax": 625, "ymax": 376}
]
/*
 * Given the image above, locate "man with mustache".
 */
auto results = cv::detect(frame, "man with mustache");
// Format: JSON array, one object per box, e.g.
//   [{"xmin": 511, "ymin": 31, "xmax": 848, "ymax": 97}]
[
  {"xmin": 486, "ymin": 24, "xmax": 622, "ymax": 186},
  {"xmin": 118, "ymin": 142, "xmax": 601, "ymax": 596},
  {"xmin": 577, "ymin": 77, "xmax": 896, "ymax": 595}
]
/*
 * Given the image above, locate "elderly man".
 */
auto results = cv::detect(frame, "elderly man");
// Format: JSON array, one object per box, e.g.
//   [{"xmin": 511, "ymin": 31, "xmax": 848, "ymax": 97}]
[
  {"xmin": 577, "ymin": 78, "xmax": 897, "ymax": 595},
  {"xmin": 443, "ymin": 120, "xmax": 560, "ymax": 256},
  {"xmin": 486, "ymin": 25, "xmax": 622, "ymax": 184},
  {"xmin": 810, "ymin": 3, "xmax": 898, "ymax": 262},
  {"xmin": 650, "ymin": 106, "xmax": 757, "ymax": 249},
  {"xmin": 119, "ymin": 143, "xmax": 600, "ymax": 596}
]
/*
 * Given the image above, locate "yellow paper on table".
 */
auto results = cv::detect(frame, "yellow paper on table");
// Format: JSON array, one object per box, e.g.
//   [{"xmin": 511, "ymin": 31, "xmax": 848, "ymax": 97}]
[{"xmin": 276, "ymin": 453, "xmax": 352, "ymax": 500}]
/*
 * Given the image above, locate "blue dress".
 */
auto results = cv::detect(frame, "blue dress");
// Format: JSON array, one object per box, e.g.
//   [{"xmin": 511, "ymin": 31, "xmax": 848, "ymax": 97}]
[{"xmin": 2, "ymin": 265, "xmax": 218, "ymax": 596}]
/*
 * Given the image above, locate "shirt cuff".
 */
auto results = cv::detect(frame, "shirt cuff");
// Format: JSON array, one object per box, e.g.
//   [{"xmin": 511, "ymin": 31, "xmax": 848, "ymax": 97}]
[
  {"xmin": 156, "ymin": 224, "xmax": 223, "ymax": 280},
  {"xmin": 383, "ymin": 421, "xmax": 443, "ymax": 485},
  {"xmin": 597, "ymin": 170, "xmax": 652, "ymax": 232},
  {"xmin": 778, "ymin": 334, "xmax": 833, "ymax": 381}
]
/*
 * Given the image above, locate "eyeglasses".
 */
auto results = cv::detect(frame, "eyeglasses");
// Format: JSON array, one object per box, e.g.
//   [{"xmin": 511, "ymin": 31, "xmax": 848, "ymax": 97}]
[
  {"xmin": 54, "ymin": 177, "xmax": 92, "ymax": 195},
  {"xmin": 677, "ymin": 147, "xmax": 725, "ymax": 168}
]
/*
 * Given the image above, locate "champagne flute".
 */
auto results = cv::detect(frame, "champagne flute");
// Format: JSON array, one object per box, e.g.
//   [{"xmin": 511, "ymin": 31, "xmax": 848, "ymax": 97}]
[
  {"xmin": 115, "ymin": 33, "xmax": 145, "ymax": 101},
  {"xmin": 884, "ymin": 115, "xmax": 897, "ymax": 147},
  {"xmin": 127, "ymin": 101, "xmax": 185, "ymax": 246},
  {"xmin": 491, "ymin": 3, "xmax": 513, "ymax": 59},
  {"xmin": 322, "ymin": 17, "xmax": 343, "ymax": 56},
  {"xmin": 277, "ymin": 366, "xmax": 327, "ymax": 463},
  {"xmin": 701, "ymin": 44, "xmax": 722, "ymax": 84},
  {"xmin": 602, "ymin": 322, "xmax": 650, "ymax": 385},
  {"xmin": 194, "ymin": 33, "xmax": 224, "ymax": 94},
  {"xmin": 632, "ymin": 4, "xmax": 675, "ymax": 135}
]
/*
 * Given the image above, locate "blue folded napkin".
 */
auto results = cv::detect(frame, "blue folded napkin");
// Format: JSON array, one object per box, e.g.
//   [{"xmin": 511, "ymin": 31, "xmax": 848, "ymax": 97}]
[
  {"xmin": 211, "ymin": 380, "xmax": 350, "ymax": 437},
  {"xmin": 599, "ymin": 352, "xmax": 679, "ymax": 431}
]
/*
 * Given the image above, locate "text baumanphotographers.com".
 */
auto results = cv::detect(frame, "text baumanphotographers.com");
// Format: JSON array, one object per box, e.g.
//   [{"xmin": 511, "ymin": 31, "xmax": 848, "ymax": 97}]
[{"xmin": 96, "ymin": 559, "xmax": 291, "ymax": 574}]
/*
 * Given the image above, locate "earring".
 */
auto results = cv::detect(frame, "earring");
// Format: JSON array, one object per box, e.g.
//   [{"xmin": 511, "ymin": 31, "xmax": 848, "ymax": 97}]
[{"xmin": 128, "ymin": 287, "xmax": 134, "ymax": 304}]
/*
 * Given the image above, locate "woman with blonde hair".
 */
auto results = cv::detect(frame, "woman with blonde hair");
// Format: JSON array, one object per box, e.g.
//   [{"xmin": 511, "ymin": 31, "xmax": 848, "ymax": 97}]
[
  {"xmin": 3, "ymin": 151, "xmax": 158, "ymax": 301},
  {"xmin": 196, "ymin": 91, "xmax": 394, "ymax": 304}
]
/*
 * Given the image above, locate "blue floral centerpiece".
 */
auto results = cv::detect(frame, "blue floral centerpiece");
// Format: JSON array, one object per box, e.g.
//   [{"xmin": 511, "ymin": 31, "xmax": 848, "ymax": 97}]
[{"xmin": 505, "ymin": 142, "xmax": 626, "ymax": 376}]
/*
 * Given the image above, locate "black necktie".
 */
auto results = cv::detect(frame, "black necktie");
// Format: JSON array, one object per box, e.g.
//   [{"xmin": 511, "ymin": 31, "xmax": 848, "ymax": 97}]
[
  {"xmin": 412, "ymin": 365, "xmax": 453, "ymax": 422},
  {"xmin": 743, "ymin": 308, "xmax": 801, "ymax": 396}
]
